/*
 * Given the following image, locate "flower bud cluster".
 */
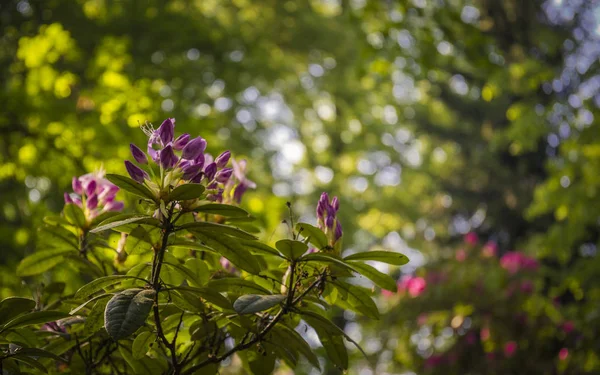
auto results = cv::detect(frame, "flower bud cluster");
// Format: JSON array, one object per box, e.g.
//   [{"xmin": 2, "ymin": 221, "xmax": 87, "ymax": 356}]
[
  {"xmin": 316, "ymin": 192, "xmax": 342, "ymax": 246},
  {"xmin": 64, "ymin": 169, "xmax": 124, "ymax": 221}
]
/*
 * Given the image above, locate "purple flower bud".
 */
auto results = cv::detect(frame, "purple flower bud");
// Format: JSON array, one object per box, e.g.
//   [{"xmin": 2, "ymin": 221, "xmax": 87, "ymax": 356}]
[
  {"xmin": 215, "ymin": 151, "xmax": 231, "ymax": 168},
  {"xmin": 64, "ymin": 193, "xmax": 73, "ymax": 204},
  {"xmin": 181, "ymin": 137, "xmax": 207, "ymax": 160},
  {"xmin": 193, "ymin": 152, "xmax": 205, "ymax": 169},
  {"xmin": 207, "ymin": 188, "xmax": 224, "ymax": 202},
  {"xmin": 104, "ymin": 200, "xmax": 124, "ymax": 212},
  {"xmin": 233, "ymin": 180, "xmax": 249, "ymax": 203},
  {"xmin": 72, "ymin": 177, "xmax": 83, "ymax": 195},
  {"xmin": 125, "ymin": 160, "xmax": 149, "ymax": 183},
  {"xmin": 72, "ymin": 197, "xmax": 82, "ymax": 207},
  {"xmin": 159, "ymin": 145, "xmax": 178, "ymax": 169},
  {"xmin": 85, "ymin": 180, "xmax": 97, "ymax": 197},
  {"xmin": 190, "ymin": 172, "xmax": 204, "ymax": 183},
  {"xmin": 326, "ymin": 215, "xmax": 334, "ymax": 229},
  {"xmin": 334, "ymin": 220, "xmax": 343, "ymax": 241},
  {"xmin": 157, "ymin": 118, "xmax": 175, "ymax": 145},
  {"xmin": 86, "ymin": 194, "xmax": 98, "ymax": 210},
  {"xmin": 331, "ymin": 196, "xmax": 339, "ymax": 212},
  {"xmin": 316, "ymin": 201, "xmax": 326, "ymax": 218},
  {"xmin": 215, "ymin": 168, "xmax": 233, "ymax": 183},
  {"xmin": 207, "ymin": 182, "xmax": 218, "ymax": 189},
  {"xmin": 204, "ymin": 162, "xmax": 217, "ymax": 181},
  {"xmin": 182, "ymin": 163, "xmax": 203, "ymax": 181},
  {"xmin": 130, "ymin": 144, "xmax": 148, "ymax": 164},
  {"xmin": 173, "ymin": 133, "xmax": 190, "ymax": 150}
]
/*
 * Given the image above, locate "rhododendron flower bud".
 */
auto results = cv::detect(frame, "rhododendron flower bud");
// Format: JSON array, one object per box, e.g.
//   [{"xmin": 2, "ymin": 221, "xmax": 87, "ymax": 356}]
[
  {"xmin": 215, "ymin": 168, "xmax": 233, "ymax": 183},
  {"xmin": 334, "ymin": 220, "xmax": 343, "ymax": 241},
  {"xmin": 64, "ymin": 193, "xmax": 73, "ymax": 204},
  {"xmin": 182, "ymin": 137, "xmax": 207, "ymax": 160},
  {"xmin": 86, "ymin": 194, "xmax": 98, "ymax": 210},
  {"xmin": 215, "ymin": 150, "xmax": 231, "ymax": 168},
  {"xmin": 72, "ymin": 177, "xmax": 83, "ymax": 195},
  {"xmin": 157, "ymin": 118, "xmax": 175, "ymax": 145},
  {"xmin": 559, "ymin": 348, "xmax": 569, "ymax": 361},
  {"xmin": 160, "ymin": 145, "xmax": 178, "ymax": 169},
  {"xmin": 182, "ymin": 163, "xmax": 202, "ymax": 181},
  {"xmin": 204, "ymin": 162, "xmax": 217, "ymax": 181},
  {"xmin": 85, "ymin": 180, "xmax": 97, "ymax": 197},
  {"xmin": 125, "ymin": 161, "xmax": 148, "ymax": 183},
  {"xmin": 172, "ymin": 133, "xmax": 190, "ymax": 150},
  {"xmin": 130, "ymin": 144, "xmax": 148, "ymax": 164},
  {"xmin": 193, "ymin": 152, "xmax": 205, "ymax": 168},
  {"xmin": 504, "ymin": 341, "xmax": 517, "ymax": 357},
  {"xmin": 325, "ymin": 215, "xmax": 334, "ymax": 229},
  {"xmin": 331, "ymin": 196, "xmax": 339, "ymax": 212},
  {"xmin": 104, "ymin": 200, "xmax": 124, "ymax": 212}
]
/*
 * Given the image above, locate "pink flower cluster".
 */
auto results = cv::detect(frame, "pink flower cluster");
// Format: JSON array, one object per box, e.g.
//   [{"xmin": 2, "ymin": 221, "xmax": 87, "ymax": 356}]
[
  {"xmin": 500, "ymin": 251, "xmax": 539, "ymax": 274},
  {"xmin": 64, "ymin": 170, "xmax": 124, "ymax": 220},
  {"xmin": 399, "ymin": 275, "xmax": 427, "ymax": 297}
]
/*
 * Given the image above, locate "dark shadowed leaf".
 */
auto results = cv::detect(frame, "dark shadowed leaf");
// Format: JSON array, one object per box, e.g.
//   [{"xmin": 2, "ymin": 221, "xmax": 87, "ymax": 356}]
[
  {"xmin": 168, "ymin": 183, "xmax": 205, "ymax": 201},
  {"xmin": 0, "ymin": 297, "xmax": 36, "ymax": 325},
  {"xmin": 104, "ymin": 289, "xmax": 155, "ymax": 340},
  {"xmin": 106, "ymin": 174, "xmax": 157, "ymax": 202},
  {"xmin": 75, "ymin": 275, "xmax": 147, "ymax": 300},
  {"xmin": 180, "ymin": 221, "xmax": 257, "ymax": 240},
  {"xmin": 193, "ymin": 203, "xmax": 250, "ymax": 217},
  {"xmin": 233, "ymin": 294, "xmax": 286, "ymax": 315}
]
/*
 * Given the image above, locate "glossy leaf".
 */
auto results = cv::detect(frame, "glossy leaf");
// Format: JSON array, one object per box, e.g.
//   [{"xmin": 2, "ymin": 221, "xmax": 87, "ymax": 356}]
[
  {"xmin": 83, "ymin": 298, "xmax": 110, "ymax": 336},
  {"xmin": 126, "ymin": 226, "xmax": 153, "ymax": 255},
  {"xmin": 180, "ymin": 221, "xmax": 258, "ymax": 240},
  {"xmin": 233, "ymin": 294, "xmax": 286, "ymax": 315},
  {"xmin": 90, "ymin": 215, "xmax": 159, "ymax": 234},
  {"xmin": 346, "ymin": 261, "xmax": 398, "ymax": 291},
  {"xmin": 193, "ymin": 203, "xmax": 251, "ymax": 217},
  {"xmin": 0, "ymin": 310, "xmax": 70, "ymax": 333},
  {"xmin": 168, "ymin": 183, "xmax": 205, "ymax": 201},
  {"xmin": 193, "ymin": 232, "xmax": 261, "ymax": 274},
  {"xmin": 344, "ymin": 250, "xmax": 409, "ymax": 265},
  {"xmin": 63, "ymin": 203, "xmax": 86, "ymax": 228},
  {"xmin": 237, "ymin": 239, "xmax": 283, "ymax": 258},
  {"xmin": 271, "ymin": 325, "xmax": 321, "ymax": 369},
  {"xmin": 208, "ymin": 278, "xmax": 271, "ymax": 295},
  {"xmin": 106, "ymin": 174, "xmax": 157, "ymax": 201},
  {"xmin": 132, "ymin": 331, "xmax": 154, "ymax": 359},
  {"xmin": 104, "ymin": 289, "xmax": 156, "ymax": 340}
]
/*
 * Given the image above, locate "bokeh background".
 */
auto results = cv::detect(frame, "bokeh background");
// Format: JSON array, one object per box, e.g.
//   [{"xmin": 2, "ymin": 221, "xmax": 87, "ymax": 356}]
[{"xmin": 1, "ymin": 0, "xmax": 600, "ymax": 374}]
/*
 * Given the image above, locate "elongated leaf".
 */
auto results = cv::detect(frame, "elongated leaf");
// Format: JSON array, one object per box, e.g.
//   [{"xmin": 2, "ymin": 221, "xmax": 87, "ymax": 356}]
[
  {"xmin": 163, "ymin": 262, "xmax": 203, "ymax": 287},
  {"xmin": 194, "ymin": 232, "xmax": 261, "ymax": 274},
  {"xmin": 295, "ymin": 223, "xmax": 329, "ymax": 250},
  {"xmin": 168, "ymin": 239, "xmax": 212, "ymax": 252},
  {"xmin": 83, "ymin": 298, "xmax": 110, "ymax": 336},
  {"xmin": 126, "ymin": 226, "xmax": 153, "ymax": 255},
  {"xmin": 170, "ymin": 290, "xmax": 205, "ymax": 312},
  {"xmin": 237, "ymin": 239, "xmax": 283, "ymax": 258},
  {"xmin": 330, "ymin": 281, "xmax": 379, "ymax": 319},
  {"xmin": 75, "ymin": 275, "xmax": 147, "ymax": 300},
  {"xmin": 11, "ymin": 347, "xmax": 65, "ymax": 361},
  {"xmin": 105, "ymin": 289, "xmax": 155, "ymax": 340},
  {"xmin": 184, "ymin": 258, "xmax": 209, "ymax": 287},
  {"xmin": 168, "ymin": 286, "xmax": 232, "ymax": 309},
  {"xmin": 91, "ymin": 215, "xmax": 159, "ymax": 234},
  {"xmin": 168, "ymin": 183, "xmax": 205, "ymax": 201},
  {"xmin": 0, "ymin": 297, "xmax": 36, "ymax": 325},
  {"xmin": 132, "ymin": 331, "xmax": 154, "ymax": 359},
  {"xmin": 346, "ymin": 261, "xmax": 398, "ymax": 291},
  {"xmin": 344, "ymin": 250, "xmax": 409, "ymax": 265},
  {"xmin": 271, "ymin": 325, "xmax": 321, "ymax": 369},
  {"xmin": 1, "ymin": 311, "xmax": 70, "ymax": 333},
  {"xmin": 276, "ymin": 239, "xmax": 308, "ymax": 260},
  {"xmin": 180, "ymin": 222, "xmax": 257, "ymax": 240},
  {"xmin": 301, "ymin": 311, "xmax": 349, "ymax": 370},
  {"xmin": 193, "ymin": 203, "xmax": 250, "ymax": 218},
  {"xmin": 63, "ymin": 203, "xmax": 86, "ymax": 228},
  {"xmin": 233, "ymin": 294, "xmax": 286, "ymax": 315},
  {"xmin": 70, "ymin": 294, "xmax": 112, "ymax": 315},
  {"xmin": 106, "ymin": 174, "xmax": 157, "ymax": 201},
  {"xmin": 208, "ymin": 278, "xmax": 271, "ymax": 295},
  {"xmin": 298, "ymin": 253, "xmax": 358, "ymax": 273},
  {"xmin": 16, "ymin": 248, "xmax": 74, "ymax": 276},
  {"xmin": 12, "ymin": 355, "xmax": 48, "ymax": 373},
  {"xmin": 39, "ymin": 226, "xmax": 78, "ymax": 250}
]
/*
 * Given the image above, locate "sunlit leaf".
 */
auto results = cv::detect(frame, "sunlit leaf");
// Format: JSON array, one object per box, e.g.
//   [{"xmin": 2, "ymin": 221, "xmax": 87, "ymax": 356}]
[
  {"xmin": 275, "ymin": 239, "xmax": 308, "ymax": 260},
  {"xmin": 16, "ymin": 248, "xmax": 75, "ymax": 276},
  {"xmin": 295, "ymin": 223, "xmax": 329, "ymax": 250},
  {"xmin": 343, "ymin": 250, "xmax": 409, "ymax": 265},
  {"xmin": 168, "ymin": 183, "xmax": 205, "ymax": 201},
  {"xmin": 106, "ymin": 174, "xmax": 157, "ymax": 202}
]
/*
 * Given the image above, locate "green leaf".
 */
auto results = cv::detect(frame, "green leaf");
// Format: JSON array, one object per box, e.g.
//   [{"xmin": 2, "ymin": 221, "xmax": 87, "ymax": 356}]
[
  {"xmin": 0, "ymin": 297, "xmax": 36, "ymax": 325},
  {"xmin": 91, "ymin": 215, "xmax": 159, "ymax": 234},
  {"xmin": 233, "ymin": 294, "xmax": 286, "ymax": 315},
  {"xmin": 275, "ymin": 239, "xmax": 308, "ymax": 260},
  {"xmin": 168, "ymin": 183, "xmax": 205, "ymax": 201},
  {"xmin": 346, "ymin": 261, "xmax": 398, "ymax": 291},
  {"xmin": 168, "ymin": 239, "xmax": 212, "ymax": 252},
  {"xmin": 132, "ymin": 331, "xmax": 154, "ymax": 359},
  {"xmin": 193, "ymin": 203, "xmax": 251, "ymax": 218},
  {"xmin": 168, "ymin": 286, "xmax": 232, "ymax": 310},
  {"xmin": 271, "ymin": 325, "xmax": 321, "ymax": 370},
  {"xmin": 39, "ymin": 226, "xmax": 79, "ymax": 250},
  {"xmin": 295, "ymin": 223, "xmax": 329, "ymax": 250},
  {"xmin": 237, "ymin": 239, "xmax": 283, "ymax": 258},
  {"xmin": 180, "ymin": 222, "xmax": 258, "ymax": 240},
  {"xmin": 330, "ymin": 281, "xmax": 379, "ymax": 319},
  {"xmin": 246, "ymin": 349, "xmax": 276, "ymax": 375},
  {"xmin": 16, "ymin": 248, "xmax": 74, "ymax": 276},
  {"xmin": 300, "ymin": 313, "xmax": 348, "ymax": 370},
  {"xmin": 106, "ymin": 174, "xmax": 157, "ymax": 202},
  {"xmin": 12, "ymin": 355, "xmax": 48, "ymax": 373},
  {"xmin": 207, "ymin": 278, "xmax": 271, "ymax": 295},
  {"xmin": 104, "ymin": 289, "xmax": 156, "ymax": 340},
  {"xmin": 343, "ymin": 250, "xmax": 409, "ymax": 265},
  {"xmin": 170, "ymin": 290, "xmax": 205, "ymax": 312},
  {"xmin": 163, "ymin": 262, "xmax": 203, "ymax": 287},
  {"xmin": 70, "ymin": 293, "xmax": 112, "ymax": 315},
  {"xmin": 184, "ymin": 258, "xmax": 209, "ymax": 287},
  {"xmin": 193, "ymin": 232, "xmax": 261, "ymax": 274},
  {"xmin": 126, "ymin": 226, "xmax": 154, "ymax": 255},
  {"xmin": 75, "ymin": 275, "xmax": 147, "ymax": 300},
  {"xmin": 63, "ymin": 203, "xmax": 86, "ymax": 228},
  {"xmin": 0, "ymin": 311, "xmax": 70, "ymax": 333},
  {"xmin": 83, "ymin": 298, "xmax": 110, "ymax": 336},
  {"xmin": 11, "ymin": 347, "xmax": 65, "ymax": 361},
  {"xmin": 298, "ymin": 253, "xmax": 358, "ymax": 273}
]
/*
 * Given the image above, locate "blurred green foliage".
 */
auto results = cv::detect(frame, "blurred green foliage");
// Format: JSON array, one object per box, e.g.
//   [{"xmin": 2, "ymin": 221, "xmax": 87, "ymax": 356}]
[{"xmin": 1, "ymin": 0, "xmax": 599, "ymax": 373}]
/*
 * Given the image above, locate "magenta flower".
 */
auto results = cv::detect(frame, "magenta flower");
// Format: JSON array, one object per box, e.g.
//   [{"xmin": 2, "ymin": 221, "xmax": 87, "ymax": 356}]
[
  {"xmin": 455, "ymin": 248, "xmax": 467, "ymax": 262},
  {"xmin": 500, "ymin": 251, "xmax": 539, "ymax": 274},
  {"xmin": 482, "ymin": 241, "xmax": 498, "ymax": 258},
  {"xmin": 504, "ymin": 341, "xmax": 517, "ymax": 358},
  {"xmin": 204, "ymin": 162, "xmax": 217, "ymax": 181},
  {"xmin": 230, "ymin": 158, "xmax": 256, "ymax": 203},
  {"xmin": 72, "ymin": 177, "xmax": 83, "ymax": 195},
  {"xmin": 65, "ymin": 169, "xmax": 124, "ymax": 222},
  {"xmin": 464, "ymin": 231, "xmax": 479, "ymax": 245},
  {"xmin": 159, "ymin": 145, "xmax": 178, "ymax": 169},
  {"xmin": 215, "ymin": 168, "xmax": 233, "ymax": 183},
  {"xmin": 399, "ymin": 275, "xmax": 427, "ymax": 297},
  {"xmin": 559, "ymin": 348, "xmax": 569, "ymax": 361},
  {"xmin": 315, "ymin": 192, "xmax": 343, "ymax": 247},
  {"xmin": 562, "ymin": 321, "xmax": 575, "ymax": 334}
]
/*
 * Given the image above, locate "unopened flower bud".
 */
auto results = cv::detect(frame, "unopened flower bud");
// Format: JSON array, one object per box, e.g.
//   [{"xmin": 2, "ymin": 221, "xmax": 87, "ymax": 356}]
[
  {"xmin": 160, "ymin": 145, "xmax": 178, "ymax": 169},
  {"xmin": 157, "ymin": 118, "xmax": 175, "ymax": 145},
  {"xmin": 182, "ymin": 163, "xmax": 203, "ymax": 181},
  {"xmin": 215, "ymin": 168, "xmax": 233, "ymax": 183},
  {"xmin": 173, "ymin": 133, "xmax": 190, "ymax": 150},
  {"xmin": 85, "ymin": 180, "xmax": 97, "ymax": 197},
  {"xmin": 64, "ymin": 193, "xmax": 73, "ymax": 204},
  {"xmin": 204, "ymin": 162, "xmax": 217, "ymax": 181},
  {"xmin": 326, "ymin": 215, "xmax": 334, "ymax": 229},
  {"xmin": 331, "ymin": 196, "xmax": 340, "ymax": 212},
  {"xmin": 104, "ymin": 200, "xmax": 124, "ymax": 212},
  {"xmin": 334, "ymin": 220, "xmax": 343, "ymax": 241},
  {"xmin": 72, "ymin": 177, "xmax": 83, "ymax": 195},
  {"xmin": 86, "ymin": 194, "xmax": 98, "ymax": 210},
  {"xmin": 194, "ymin": 152, "xmax": 205, "ymax": 168},
  {"xmin": 125, "ymin": 160, "xmax": 149, "ymax": 183},
  {"xmin": 182, "ymin": 137, "xmax": 207, "ymax": 160},
  {"xmin": 215, "ymin": 151, "xmax": 231, "ymax": 168},
  {"xmin": 130, "ymin": 144, "xmax": 148, "ymax": 164}
]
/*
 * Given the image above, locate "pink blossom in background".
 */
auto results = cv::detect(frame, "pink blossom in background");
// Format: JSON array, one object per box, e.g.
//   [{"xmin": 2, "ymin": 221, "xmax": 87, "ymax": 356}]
[
  {"xmin": 482, "ymin": 241, "xmax": 498, "ymax": 257},
  {"xmin": 466, "ymin": 332, "xmax": 477, "ymax": 345},
  {"xmin": 520, "ymin": 280, "xmax": 534, "ymax": 294},
  {"xmin": 464, "ymin": 232, "xmax": 479, "ymax": 245},
  {"xmin": 559, "ymin": 348, "xmax": 569, "ymax": 361},
  {"xmin": 500, "ymin": 251, "xmax": 539, "ymax": 274},
  {"xmin": 480, "ymin": 327, "xmax": 491, "ymax": 341},
  {"xmin": 562, "ymin": 321, "xmax": 575, "ymax": 334},
  {"xmin": 504, "ymin": 341, "xmax": 518, "ymax": 357},
  {"xmin": 424, "ymin": 355, "xmax": 444, "ymax": 368},
  {"xmin": 417, "ymin": 313, "xmax": 429, "ymax": 326},
  {"xmin": 381, "ymin": 288, "xmax": 396, "ymax": 298},
  {"xmin": 399, "ymin": 275, "xmax": 427, "ymax": 297},
  {"xmin": 456, "ymin": 248, "xmax": 467, "ymax": 262}
]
